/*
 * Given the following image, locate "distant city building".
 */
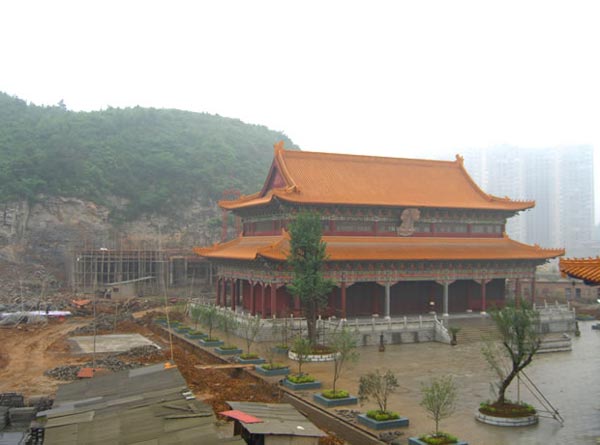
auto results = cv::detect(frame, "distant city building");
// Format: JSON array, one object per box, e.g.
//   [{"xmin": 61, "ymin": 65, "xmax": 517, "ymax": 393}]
[{"xmin": 463, "ymin": 146, "xmax": 595, "ymax": 257}]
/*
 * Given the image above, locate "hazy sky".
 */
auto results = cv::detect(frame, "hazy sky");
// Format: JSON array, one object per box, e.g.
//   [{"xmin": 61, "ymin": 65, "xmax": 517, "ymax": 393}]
[{"xmin": 1, "ymin": 1, "xmax": 599, "ymax": 219}]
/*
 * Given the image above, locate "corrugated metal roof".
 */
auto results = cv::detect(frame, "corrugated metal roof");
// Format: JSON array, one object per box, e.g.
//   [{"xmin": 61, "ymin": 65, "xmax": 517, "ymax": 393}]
[
  {"xmin": 226, "ymin": 402, "xmax": 326, "ymax": 438},
  {"xmin": 42, "ymin": 364, "xmax": 244, "ymax": 445}
]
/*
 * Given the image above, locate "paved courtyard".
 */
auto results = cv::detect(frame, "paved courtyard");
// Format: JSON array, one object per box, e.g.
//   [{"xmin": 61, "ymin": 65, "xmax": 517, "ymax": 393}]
[{"xmin": 253, "ymin": 321, "xmax": 600, "ymax": 445}]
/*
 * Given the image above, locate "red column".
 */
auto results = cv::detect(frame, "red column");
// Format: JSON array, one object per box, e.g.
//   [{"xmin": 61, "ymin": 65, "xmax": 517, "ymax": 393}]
[
  {"xmin": 270, "ymin": 284, "xmax": 277, "ymax": 317},
  {"xmin": 260, "ymin": 283, "xmax": 266, "ymax": 317},
  {"xmin": 231, "ymin": 279, "xmax": 237, "ymax": 311},
  {"xmin": 222, "ymin": 279, "xmax": 227, "ymax": 308},
  {"xmin": 249, "ymin": 282, "xmax": 255, "ymax": 316},
  {"xmin": 215, "ymin": 279, "xmax": 221, "ymax": 306},
  {"xmin": 481, "ymin": 279, "xmax": 487, "ymax": 313},
  {"xmin": 341, "ymin": 281, "xmax": 347, "ymax": 319}
]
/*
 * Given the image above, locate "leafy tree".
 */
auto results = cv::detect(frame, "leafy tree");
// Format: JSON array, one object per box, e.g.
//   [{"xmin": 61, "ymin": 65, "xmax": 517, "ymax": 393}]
[
  {"xmin": 358, "ymin": 369, "xmax": 399, "ymax": 414},
  {"xmin": 239, "ymin": 314, "xmax": 262, "ymax": 355},
  {"xmin": 199, "ymin": 304, "xmax": 219, "ymax": 339},
  {"xmin": 0, "ymin": 92, "xmax": 298, "ymax": 220},
  {"xmin": 287, "ymin": 212, "xmax": 334, "ymax": 345},
  {"xmin": 328, "ymin": 327, "xmax": 359, "ymax": 394},
  {"xmin": 190, "ymin": 305, "xmax": 202, "ymax": 330},
  {"xmin": 218, "ymin": 310, "xmax": 239, "ymax": 345},
  {"xmin": 420, "ymin": 376, "xmax": 457, "ymax": 436},
  {"xmin": 482, "ymin": 301, "xmax": 540, "ymax": 405},
  {"xmin": 292, "ymin": 335, "xmax": 312, "ymax": 375}
]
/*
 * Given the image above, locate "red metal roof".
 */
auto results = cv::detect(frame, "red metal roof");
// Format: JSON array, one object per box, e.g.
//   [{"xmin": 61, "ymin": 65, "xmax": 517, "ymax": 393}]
[{"xmin": 219, "ymin": 410, "xmax": 264, "ymax": 424}]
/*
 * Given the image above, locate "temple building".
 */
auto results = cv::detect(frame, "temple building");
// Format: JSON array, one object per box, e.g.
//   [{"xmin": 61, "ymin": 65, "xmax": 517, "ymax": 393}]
[
  {"xmin": 560, "ymin": 257, "xmax": 600, "ymax": 286},
  {"xmin": 196, "ymin": 143, "xmax": 563, "ymax": 319}
]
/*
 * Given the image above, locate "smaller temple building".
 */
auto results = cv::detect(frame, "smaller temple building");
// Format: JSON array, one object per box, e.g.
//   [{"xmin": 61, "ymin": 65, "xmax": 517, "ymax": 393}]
[{"xmin": 196, "ymin": 143, "xmax": 563, "ymax": 319}]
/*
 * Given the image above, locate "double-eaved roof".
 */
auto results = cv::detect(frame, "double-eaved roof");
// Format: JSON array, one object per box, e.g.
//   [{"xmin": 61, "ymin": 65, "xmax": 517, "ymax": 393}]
[
  {"xmin": 220, "ymin": 144, "xmax": 534, "ymax": 211},
  {"xmin": 196, "ymin": 233, "xmax": 564, "ymax": 262}
]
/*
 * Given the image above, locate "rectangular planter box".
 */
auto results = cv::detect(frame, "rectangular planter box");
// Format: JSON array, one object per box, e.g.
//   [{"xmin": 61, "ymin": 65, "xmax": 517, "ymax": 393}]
[
  {"xmin": 255, "ymin": 365, "xmax": 290, "ymax": 377},
  {"xmin": 174, "ymin": 327, "xmax": 191, "ymax": 334},
  {"xmin": 215, "ymin": 347, "xmax": 243, "ymax": 355},
  {"xmin": 185, "ymin": 333, "xmax": 207, "ymax": 339},
  {"xmin": 237, "ymin": 357, "xmax": 266, "ymax": 365},
  {"xmin": 199, "ymin": 339, "xmax": 224, "ymax": 347},
  {"xmin": 313, "ymin": 393, "xmax": 358, "ymax": 407},
  {"xmin": 271, "ymin": 346, "xmax": 290, "ymax": 355},
  {"xmin": 357, "ymin": 413, "xmax": 409, "ymax": 430},
  {"xmin": 282, "ymin": 379, "xmax": 322, "ymax": 390},
  {"xmin": 409, "ymin": 437, "xmax": 468, "ymax": 445}
]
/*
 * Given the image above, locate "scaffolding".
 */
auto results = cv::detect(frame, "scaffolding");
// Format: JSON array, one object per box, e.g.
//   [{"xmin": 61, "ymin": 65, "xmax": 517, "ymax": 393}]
[{"xmin": 71, "ymin": 234, "xmax": 213, "ymax": 296}]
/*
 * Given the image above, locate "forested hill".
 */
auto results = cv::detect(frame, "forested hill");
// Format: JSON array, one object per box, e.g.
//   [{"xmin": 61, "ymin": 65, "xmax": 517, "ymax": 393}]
[{"xmin": 0, "ymin": 92, "xmax": 297, "ymax": 220}]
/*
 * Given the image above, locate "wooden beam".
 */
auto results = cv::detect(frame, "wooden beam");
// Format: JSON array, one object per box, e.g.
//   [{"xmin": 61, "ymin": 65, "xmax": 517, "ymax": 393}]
[{"xmin": 194, "ymin": 363, "xmax": 255, "ymax": 370}]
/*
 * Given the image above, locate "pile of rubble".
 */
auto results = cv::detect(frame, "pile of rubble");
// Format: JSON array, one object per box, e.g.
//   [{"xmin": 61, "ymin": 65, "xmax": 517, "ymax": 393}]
[
  {"xmin": 118, "ymin": 345, "xmax": 163, "ymax": 360},
  {"xmin": 44, "ymin": 346, "xmax": 163, "ymax": 381}
]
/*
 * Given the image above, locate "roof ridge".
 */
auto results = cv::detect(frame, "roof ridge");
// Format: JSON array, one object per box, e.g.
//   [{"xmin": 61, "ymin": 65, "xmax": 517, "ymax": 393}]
[{"xmin": 283, "ymin": 147, "xmax": 460, "ymax": 166}]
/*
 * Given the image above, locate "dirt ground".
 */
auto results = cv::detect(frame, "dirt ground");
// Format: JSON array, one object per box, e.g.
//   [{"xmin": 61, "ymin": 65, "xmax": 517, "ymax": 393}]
[
  {"xmin": 0, "ymin": 313, "xmax": 342, "ymax": 444},
  {"xmin": 0, "ymin": 319, "xmax": 90, "ymax": 395}
]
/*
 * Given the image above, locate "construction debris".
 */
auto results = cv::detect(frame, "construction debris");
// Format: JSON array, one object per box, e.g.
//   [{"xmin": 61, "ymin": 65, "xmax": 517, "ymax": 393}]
[{"xmin": 44, "ymin": 345, "xmax": 164, "ymax": 381}]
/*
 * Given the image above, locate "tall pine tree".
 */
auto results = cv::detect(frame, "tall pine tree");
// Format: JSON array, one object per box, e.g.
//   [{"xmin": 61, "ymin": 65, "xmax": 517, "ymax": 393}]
[{"xmin": 287, "ymin": 212, "xmax": 334, "ymax": 345}]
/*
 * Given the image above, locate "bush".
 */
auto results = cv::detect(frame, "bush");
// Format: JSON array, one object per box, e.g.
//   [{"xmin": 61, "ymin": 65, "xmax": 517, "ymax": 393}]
[
  {"xmin": 239, "ymin": 353, "xmax": 259, "ymax": 360},
  {"xmin": 262, "ymin": 363, "xmax": 288, "ymax": 370},
  {"xmin": 189, "ymin": 330, "xmax": 205, "ymax": 335},
  {"xmin": 287, "ymin": 373, "xmax": 316, "ymax": 384},
  {"xmin": 418, "ymin": 432, "xmax": 459, "ymax": 445},
  {"xmin": 321, "ymin": 389, "xmax": 349, "ymax": 399},
  {"xmin": 219, "ymin": 345, "xmax": 239, "ymax": 350},
  {"xmin": 479, "ymin": 400, "xmax": 536, "ymax": 417},
  {"xmin": 365, "ymin": 410, "xmax": 400, "ymax": 421}
]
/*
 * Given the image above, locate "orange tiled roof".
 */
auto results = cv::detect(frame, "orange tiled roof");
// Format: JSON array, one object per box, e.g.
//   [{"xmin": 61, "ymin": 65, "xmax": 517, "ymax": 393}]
[
  {"xmin": 220, "ymin": 144, "xmax": 535, "ymax": 211},
  {"xmin": 195, "ymin": 234, "xmax": 563, "ymax": 262},
  {"xmin": 559, "ymin": 257, "xmax": 600, "ymax": 284}
]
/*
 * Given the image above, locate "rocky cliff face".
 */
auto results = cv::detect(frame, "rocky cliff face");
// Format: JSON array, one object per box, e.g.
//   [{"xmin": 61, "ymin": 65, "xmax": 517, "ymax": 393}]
[{"xmin": 0, "ymin": 196, "xmax": 220, "ymax": 295}]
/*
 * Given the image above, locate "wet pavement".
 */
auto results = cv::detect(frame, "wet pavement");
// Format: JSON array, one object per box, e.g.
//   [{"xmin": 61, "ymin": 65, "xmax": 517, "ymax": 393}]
[{"xmin": 267, "ymin": 320, "xmax": 600, "ymax": 445}]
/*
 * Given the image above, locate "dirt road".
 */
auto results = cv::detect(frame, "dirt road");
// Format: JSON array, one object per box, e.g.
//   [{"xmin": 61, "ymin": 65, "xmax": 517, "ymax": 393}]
[{"xmin": 0, "ymin": 319, "xmax": 88, "ymax": 395}]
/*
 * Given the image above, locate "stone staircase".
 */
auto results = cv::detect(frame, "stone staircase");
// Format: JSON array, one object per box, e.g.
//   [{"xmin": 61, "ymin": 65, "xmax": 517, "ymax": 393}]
[{"xmin": 445, "ymin": 316, "xmax": 500, "ymax": 344}]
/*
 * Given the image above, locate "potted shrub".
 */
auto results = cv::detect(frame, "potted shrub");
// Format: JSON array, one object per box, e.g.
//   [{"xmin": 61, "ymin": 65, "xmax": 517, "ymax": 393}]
[
  {"xmin": 271, "ymin": 318, "xmax": 291, "ymax": 354},
  {"xmin": 174, "ymin": 325, "xmax": 191, "ymax": 334},
  {"xmin": 357, "ymin": 369, "xmax": 408, "ymax": 430},
  {"xmin": 477, "ymin": 301, "xmax": 539, "ymax": 427},
  {"xmin": 198, "ymin": 305, "xmax": 223, "ymax": 347},
  {"xmin": 237, "ymin": 315, "xmax": 265, "ymax": 364},
  {"xmin": 255, "ymin": 361, "xmax": 290, "ymax": 376},
  {"xmin": 215, "ymin": 344, "xmax": 243, "ymax": 355},
  {"xmin": 185, "ymin": 329, "xmax": 206, "ymax": 339},
  {"xmin": 410, "ymin": 376, "xmax": 467, "ymax": 445},
  {"xmin": 283, "ymin": 336, "xmax": 321, "ymax": 390},
  {"xmin": 448, "ymin": 326, "xmax": 460, "ymax": 346},
  {"xmin": 313, "ymin": 327, "xmax": 359, "ymax": 407},
  {"xmin": 214, "ymin": 310, "xmax": 241, "ymax": 353}
]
